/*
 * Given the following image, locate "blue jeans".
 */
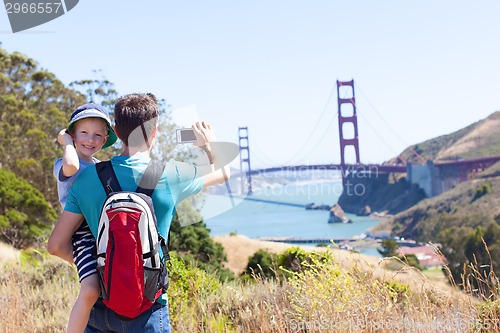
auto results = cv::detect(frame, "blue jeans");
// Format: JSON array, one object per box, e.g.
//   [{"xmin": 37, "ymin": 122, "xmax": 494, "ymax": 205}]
[{"xmin": 85, "ymin": 299, "xmax": 171, "ymax": 333}]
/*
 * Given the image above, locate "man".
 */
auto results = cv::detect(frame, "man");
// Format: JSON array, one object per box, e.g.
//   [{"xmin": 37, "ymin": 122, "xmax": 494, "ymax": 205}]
[{"xmin": 48, "ymin": 93, "xmax": 230, "ymax": 332}]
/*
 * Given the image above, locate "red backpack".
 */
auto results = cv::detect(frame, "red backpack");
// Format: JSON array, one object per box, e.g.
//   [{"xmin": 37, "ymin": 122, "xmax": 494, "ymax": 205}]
[{"xmin": 95, "ymin": 160, "xmax": 169, "ymax": 318}]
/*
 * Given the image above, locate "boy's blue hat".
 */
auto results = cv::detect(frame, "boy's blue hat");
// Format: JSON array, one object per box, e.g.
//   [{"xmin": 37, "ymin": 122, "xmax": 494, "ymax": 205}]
[{"xmin": 67, "ymin": 103, "xmax": 117, "ymax": 149}]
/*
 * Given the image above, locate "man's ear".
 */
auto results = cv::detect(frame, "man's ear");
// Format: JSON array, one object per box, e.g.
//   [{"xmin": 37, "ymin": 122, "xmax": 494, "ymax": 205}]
[{"xmin": 113, "ymin": 126, "xmax": 120, "ymax": 139}]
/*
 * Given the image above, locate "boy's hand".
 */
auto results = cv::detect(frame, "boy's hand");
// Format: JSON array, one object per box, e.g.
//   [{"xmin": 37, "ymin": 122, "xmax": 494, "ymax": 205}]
[{"xmin": 57, "ymin": 128, "xmax": 73, "ymax": 146}]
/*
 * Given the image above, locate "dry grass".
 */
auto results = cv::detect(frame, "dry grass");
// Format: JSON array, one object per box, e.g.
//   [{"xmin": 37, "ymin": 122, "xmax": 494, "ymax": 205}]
[
  {"xmin": 1, "ymin": 239, "xmax": 499, "ymax": 333},
  {"xmin": 213, "ymin": 234, "xmax": 453, "ymax": 292},
  {"xmin": 437, "ymin": 113, "xmax": 500, "ymax": 160},
  {"xmin": 170, "ymin": 253, "xmax": 481, "ymax": 333},
  {"xmin": 0, "ymin": 252, "xmax": 79, "ymax": 333},
  {"xmin": 0, "ymin": 242, "xmax": 19, "ymax": 264}
]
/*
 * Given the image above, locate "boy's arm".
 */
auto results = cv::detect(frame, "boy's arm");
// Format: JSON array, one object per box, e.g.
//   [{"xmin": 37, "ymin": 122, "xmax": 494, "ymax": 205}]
[
  {"xmin": 58, "ymin": 128, "xmax": 79, "ymax": 177},
  {"xmin": 47, "ymin": 210, "xmax": 84, "ymax": 263},
  {"xmin": 192, "ymin": 122, "xmax": 231, "ymax": 188}
]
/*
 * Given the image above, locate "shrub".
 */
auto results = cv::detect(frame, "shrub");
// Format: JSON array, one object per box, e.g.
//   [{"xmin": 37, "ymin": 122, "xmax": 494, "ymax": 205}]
[
  {"xmin": 277, "ymin": 247, "xmax": 333, "ymax": 279},
  {"xmin": 377, "ymin": 238, "xmax": 399, "ymax": 257},
  {"xmin": 471, "ymin": 183, "xmax": 492, "ymax": 203},
  {"xmin": 0, "ymin": 169, "xmax": 57, "ymax": 248},
  {"xmin": 243, "ymin": 249, "xmax": 278, "ymax": 279},
  {"xmin": 167, "ymin": 253, "xmax": 220, "ymax": 331}
]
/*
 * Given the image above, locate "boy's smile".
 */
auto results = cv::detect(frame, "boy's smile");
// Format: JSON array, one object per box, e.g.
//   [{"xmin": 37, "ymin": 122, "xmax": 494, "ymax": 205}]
[{"xmin": 71, "ymin": 118, "xmax": 108, "ymax": 161}]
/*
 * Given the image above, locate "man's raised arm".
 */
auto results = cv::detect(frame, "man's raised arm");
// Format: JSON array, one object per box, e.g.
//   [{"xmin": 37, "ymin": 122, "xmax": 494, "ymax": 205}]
[{"xmin": 191, "ymin": 121, "xmax": 231, "ymax": 188}]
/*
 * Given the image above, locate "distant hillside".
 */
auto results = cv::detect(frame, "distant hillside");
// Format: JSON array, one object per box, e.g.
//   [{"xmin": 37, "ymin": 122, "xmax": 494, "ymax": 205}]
[
  {"xmin": 391, "ymin": 111, "xmax": 500, "ymax": 164},
  {"xmin": 373, "ymin": 165, "xmax": 500, "ymax": 242},
  {"xmin": 387, "ymin": 111, "xmax": 500, "ymax": 234},
  {"xmin": 371, "ymin": 111, "xmax": 500, "ymax": 242}
]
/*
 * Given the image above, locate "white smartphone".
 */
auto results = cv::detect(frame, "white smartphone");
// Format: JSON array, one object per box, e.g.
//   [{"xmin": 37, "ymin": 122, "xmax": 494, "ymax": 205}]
[{"xmin": 176, "ymin": 128, "xmax": 197, "ymax": 143}]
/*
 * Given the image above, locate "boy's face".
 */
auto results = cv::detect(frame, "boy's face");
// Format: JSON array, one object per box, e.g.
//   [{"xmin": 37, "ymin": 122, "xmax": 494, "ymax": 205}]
[{"xmin": 70, "ymin": 117, "xmax": 109, "ymax": 161}]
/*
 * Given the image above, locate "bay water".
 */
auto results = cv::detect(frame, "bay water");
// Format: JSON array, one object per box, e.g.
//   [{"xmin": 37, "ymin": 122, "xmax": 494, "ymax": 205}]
[{"xmin": 198, "ymin": 179, "xmax": 382, "ymax": 257}]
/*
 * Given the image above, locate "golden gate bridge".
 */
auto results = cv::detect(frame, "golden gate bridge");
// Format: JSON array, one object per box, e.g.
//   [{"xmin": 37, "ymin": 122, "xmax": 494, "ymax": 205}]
[{"xmin": 236, "ymin": 80, "xmax": 500, "ymax": 198}]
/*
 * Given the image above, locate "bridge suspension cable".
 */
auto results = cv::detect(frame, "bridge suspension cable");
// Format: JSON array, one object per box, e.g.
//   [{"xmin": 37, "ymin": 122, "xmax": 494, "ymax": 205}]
[
  {"xmin": 354, "ymin": 82, "xmax": 426, "ymax": 164},
  {"xmin": 291, "ymin": 112, "xmax": 338, "ymax": 164},
  {"xmin": 251, "ymin": 140, "xmax": 284, "ymax": 167},
  {"xmin": 244, "ymin": 79, "xmax": 427, "ymax": 179},
  {"xmin": 279, "ymin": 81, "xmax": 338, "ymax": 165}
]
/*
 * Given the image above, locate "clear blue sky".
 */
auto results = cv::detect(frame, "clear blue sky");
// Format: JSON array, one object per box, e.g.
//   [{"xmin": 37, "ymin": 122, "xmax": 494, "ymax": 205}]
[{"xmin": 1, "ymin": 1, "xmax": 499, "ymax": 168}]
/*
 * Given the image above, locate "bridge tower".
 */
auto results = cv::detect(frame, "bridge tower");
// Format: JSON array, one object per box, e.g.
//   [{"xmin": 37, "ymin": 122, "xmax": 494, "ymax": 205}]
[
  {"xmin": 337, "ymin": 80, "xmax": 361, "ymax": 185},
  {"xmin": 238, "ymin": 126, "xmax": 253, "ymax": 194}
]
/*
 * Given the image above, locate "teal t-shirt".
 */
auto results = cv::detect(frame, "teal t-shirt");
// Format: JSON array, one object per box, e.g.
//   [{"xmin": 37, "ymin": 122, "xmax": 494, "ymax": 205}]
[{"xmin": 64, "ymin": 155, "xmax": 203, "ymax": 304}]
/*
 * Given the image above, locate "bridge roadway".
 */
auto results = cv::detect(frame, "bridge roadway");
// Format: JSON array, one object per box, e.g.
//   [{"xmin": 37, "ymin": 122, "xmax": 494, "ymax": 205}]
[
  {"xmin": 246, "ymin": 163, "xmax": 406, "ymax": 176},
  {"xmin": 237, "ymin": 196, "xmax": 306, "ymax": 208},
  {"xmin": 245, "ymin": 155, "xmax": 500, "ymax": 176}
]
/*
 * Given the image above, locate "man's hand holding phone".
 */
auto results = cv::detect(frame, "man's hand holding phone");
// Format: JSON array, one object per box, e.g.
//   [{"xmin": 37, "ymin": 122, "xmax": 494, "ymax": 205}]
[
  {"xmin": 175, "ymin": 121, "xmax": 216, "ymax": 147},
  {"xmin": 192, "ymin": 121, "xmax": 216, "ymax": 145},
  {"xmin": 175, "ymin": 128, "xmax": 197, "ymax": 144},
  {"xmin": 176, "ymin": 121, "xmax": 231, "ymax": 188},
  {"xmin": 192, "ymin": 121, "xmax": 217, "ymax": 161}
]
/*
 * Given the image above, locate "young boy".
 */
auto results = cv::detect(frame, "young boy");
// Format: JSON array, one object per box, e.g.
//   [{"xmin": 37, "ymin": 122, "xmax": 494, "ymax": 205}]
[{"xmin": 52, "ymin": 103, "xmax": 117, "ymax": 333}]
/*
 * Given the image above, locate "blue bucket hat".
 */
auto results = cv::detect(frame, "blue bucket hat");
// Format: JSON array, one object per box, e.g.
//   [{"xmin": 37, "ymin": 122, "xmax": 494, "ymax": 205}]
[{"xmin": 67, "ymin": 103, "xmax": 117, "ymax": 149}]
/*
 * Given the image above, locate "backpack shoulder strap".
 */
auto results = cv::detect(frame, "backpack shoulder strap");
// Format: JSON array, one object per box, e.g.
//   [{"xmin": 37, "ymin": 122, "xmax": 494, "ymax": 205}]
[
  {"xmin": 137, "ymin": 160, "xmax": 170, "ymax": 263},
  {"xmin": 136, "ymin": 160, "xmax": 166, "ymax": 196},
  {"xmin": 96, "ymin": 160, "xmax": 122, "ymax": 195}
]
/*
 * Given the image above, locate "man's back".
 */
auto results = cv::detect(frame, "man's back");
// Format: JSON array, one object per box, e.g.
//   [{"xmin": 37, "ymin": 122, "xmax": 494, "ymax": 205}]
[{"xmin": 65, "ymin": 155, "xmax": 203, "ymax": 238}]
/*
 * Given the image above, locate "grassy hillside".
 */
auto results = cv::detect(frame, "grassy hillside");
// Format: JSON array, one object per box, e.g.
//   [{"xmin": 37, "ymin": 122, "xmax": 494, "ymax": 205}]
[
  {"xmin": 391, "ymin": 111, "xmax": 500, "ymax": 164},
  {"xmin": 374, "ymin": 111, "xmax": 500, "ymax": 239},
  {"xmin": 339, "ymin": 112, "xmax": 500, "ymax": 216},
  {"xmin": 3, "ymin": 242, "xmax": 495, "ymax": 333},
  {"xmin": 375, "ymin": 171, "xmax": 500, "ymax": 242}
]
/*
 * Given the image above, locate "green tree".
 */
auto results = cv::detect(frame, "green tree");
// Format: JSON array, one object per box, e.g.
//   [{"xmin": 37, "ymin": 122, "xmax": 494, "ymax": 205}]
[
  {"xmin": 0, "ymin": 47, "xmax": 87, "ymax": 208},
  {"xmin": 439, "ymin": 223, "xmax": 500, "ymax": 291},
  {"xmin": 0, "ymin": 168, "xmax": 57, "ymax": 248},
  {"xmin": 276, "ymin": 247, "xmax": 333, "ymax": 280},
  {"xmin": 168, "ymin": 203, "xmax": 234, "ymax": 281},
  {"xmin": 378, "ymin": 239, "xmax": 422, "ymax": 270},
  {"xmin": 69, "ymin": 70, "xmax": 119, "ymax": 108},
  {"xmin": 402, "ymin": 254, "xmax": 423, "ymax": 271},
  {"xmin": 378, "ymin": 239, "xmax": 399, "ymax": 257},
  {"xmin": 244, "ymin": 249, "xmax": 278, "ymax": 279},
  {"xmin": 471, "ymin": 183, "xmax": 492, "ymax": 203}
]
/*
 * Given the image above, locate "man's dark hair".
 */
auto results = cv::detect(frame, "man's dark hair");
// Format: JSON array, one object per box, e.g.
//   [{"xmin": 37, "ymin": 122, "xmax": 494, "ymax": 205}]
[{"xmin": 114, "ymin": 93, "xmax": 159, "ymax": 146}]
